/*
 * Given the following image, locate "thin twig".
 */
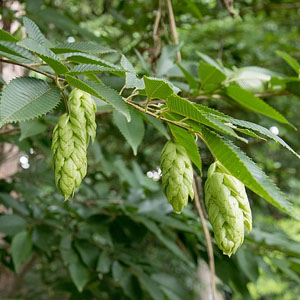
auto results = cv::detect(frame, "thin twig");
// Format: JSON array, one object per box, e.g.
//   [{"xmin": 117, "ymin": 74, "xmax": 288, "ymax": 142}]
[
  {"xmin": 0, "ymin": 58, "xmax": 65, "ymax": 82},
  {"xmin": 165, "ymin": 0, "xmax": 181, "ymax": 62},
  {"xmin": 125, "ymin": 99, "xmax": 190, "ymax": 130},
  {"xmin": 0, "ymin": 127, "xmax": 20, "ymax": 135},
  {"xmin": 55, "ymin": 76, "xmax": 69, "ymax": 114},
  {"xmin": 193, "ymin": 178, "xmax": 217, "ymax": 300}
]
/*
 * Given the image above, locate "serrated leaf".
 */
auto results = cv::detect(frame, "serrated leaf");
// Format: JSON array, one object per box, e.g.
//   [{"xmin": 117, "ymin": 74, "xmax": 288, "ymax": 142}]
[
  {"xmin": 166, "ymin": 94, "xmax": 246, "ymax": 142},
  {"xmin": 18, "ymin": 39, "xmax": 69, "ymax": 74},
  {"xmin": 234, "ymin": 128, "xmax": 266, "ymax": 140},
  {"xmin": 0, "ymin": 50, "xmax": 33, "ymax": 64},
  {"xmin": 65, "ymin": 52, "xmax": 121, "ymax": 69},
  {"xmin": 113, "ymin": 108, "xmax": 145, "ymax": 155},
  {"xmin": 23, "ymin": 17, "xmax": 47, "ymax": 46},
  {"xmin": 65, "ymin": 75, "xmax": 130, "ymax": 121},
  {"xmin": 199, "ymin": 126, "xmax": 298, "ymax": 219},
  {"xmin": 19, "ymin": 119, "xmax": 47, "ymax": 140},
  {"xmin": 121, "ymin": 55, "xmax": 144, "ymax": 89},
  {"xmin": 0, "ymin": 41, "xmax": 35, "ymax": 61},
  {"xmin": 226, "ymin": 85, "xmax": 291, "ymax": 126},
  {"xmin": 0, "ymin": 28, "xmax": 18, "ymax": 42},
  {"xmin": 276, "ymin": 50, "xmax": 300, "ymax": 75},
  {"xmin": 198, "ymin": 62, "xmax": 226, "ymax": 92},
  {"xmin": 68, "ymin": 64, "xmax": 120, "ymax": 75},
  {"xmin": 121, "ymin": 54, "xmax": 135, "ymax": 72},
  {"xmin": 169, "ymin": 124, "xmax": 202, "ymax": 175},
  {"xmin": 195, "ymin": 103, "xmax": 299, "ymax": 158},
  {"xmin": 68, "ymin": 261, "xmax": 90, "ymax": 292},
  {"xmin": 0, "ymin": 78, "xmax": 61, "ymax": 127},
  {"xmin": 143, "ymin": 76, "xmax": 174, "ymax": 100},
  {"xmin": 51, "ymin": 42, "xmax": 115, "ymax": 54},
  {"xmin": 11, "ymin": 231, "xmax": 32, "ymax": 273}
]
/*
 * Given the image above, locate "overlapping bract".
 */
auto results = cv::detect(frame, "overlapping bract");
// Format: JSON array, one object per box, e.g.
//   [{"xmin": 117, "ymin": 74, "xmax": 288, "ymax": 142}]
[
  {"xmin": 160, "ymin": 141, "xmax": 194, "ymax": 213},
  {"xmin": 68, "ymin": 89, "xmax": 97, "ymax": 145},
  {"xmin": 51, "ymin": 89, "xmax": 97, "ymax": 199},
  {"xmin": 205, "ymin": 161, "xmax": 252, "ymax": 256}
]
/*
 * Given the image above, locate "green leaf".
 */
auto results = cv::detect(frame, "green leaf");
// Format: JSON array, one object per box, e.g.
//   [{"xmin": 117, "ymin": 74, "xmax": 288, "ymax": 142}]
[
  {"xmin": 65, "ymin": 75, "xmax": 130, "ymax": 121},
  {"xmin": 0, "ymin": 215, "xmax": 27, "ymax": 236},
  {"xmin": 0, "ymin": 193, "xmax": 30, "ymax": 216},
  {"xmin": 177, "ymin": 63, "xmax": 198, "ymax": 91},
  {"xmin": 276, "ymin": 50, "xmax": 300, "ymax": 75},
  {"xmin": 236, "ymin": 248, "xmax": 260, "ymax": 282},
  {"xmin": 74, "ymin": 240, "xmax": 99, "ymax": 268},
  {"xmin": 0, "ymin": 78, "xmax": 61, "ymax": 127},
  {"xmin": 199, "ymin": 126, "xmax": 298, "ymax": 219},
  {"xmin": 271, "ymin": 258, "xmax": 300, "ymax": 283},
  {"xmin": 32, "ymin": 225, "xmax": 55, "ymax": 252},
  {"xmin": 226, "ymin": 85, "xmax": 291, "ymax": 125},
  {"xmin": 228, "ymin": 66, "xmax": 275, "ymax": 93},
  {"xmin": 0, "ymin": 41, "xmax": 35, "ymax": 61},
  {"xmin": 133, "ymin": 216, "xmax": 191, "ymax": 264},
  {"xmin": 121, "ymin": 55, "xmax": 144, "ymax": 89},
  {"xmin": 19, "ymin": 119, "xmax": 47, "ymax": 140},
  {"xmin": 0, "ymin": 28, "xmax": 18, "ymax": 42},
  {"xmin": 60, "ymin": 234, "xmax": 79, "ymax": 265},
  {"xmin": 143, "ymin": 76, "xmax": 174, "ymax": 100},
  {"xmin": 18, "ymin": 39, "xmax": 69, "ymax": 74},
  {"xmin": 112, "ymin": 262, "xmax": 140, "ymax": 299},
  {"xmin": 0, "ymin": 50, "xmax": 33, "ymax": 64},
  {"xmin": 142, "ymin": 114, "xmax": 170, "ymax": 139},
  {"xmin": 194, "ymin": 103, "xmax": 299, "ymax": 158},
  {"xmin": 156, "ymin": 44, "xmax": 181, "ymax": 77},
  {"xmin": 113, "ymin": 108, "xmax": 145, "ymax": 155},
  {"xmin": 197, "ymin": 51, "xmax": 224, "ymax": 71},
  {"xmin": 23, "ymin": 17, "xmax": 48, "ymax": 46},
  {"xmin": 169, "ymin": 124, "xmax": 202, "ymax": 175},
  {"xmin": 68, "ymin": 261, "xmax": 90, "ymax": 292},
  {"xmin": 166, "ymin": 94, "xmax": 246, "ymax": 141},
  {"xmin": 65, "ymin": 52, "xmax": 121, "ymax": 69},
  {"xmin": 198, "ymin": 62, "xmax": 226, "ymax": 92},
  {"xmin": 97, "ymin": 249, "xmax": 111, "ymax": 274},
  {"xmin": 11, "ymin": 231, "xmax": 32, "ymax": 273},
  {"xmin": 68, "ymin": 64, "xmax": 121, "ymax": 75},
  {"xmin": 51, "ymin": 42, "xmax": 115, "ymax": 54},
  {"xmin": 135, "ymin": 269, "xmax": 164, "ymax": 300}
]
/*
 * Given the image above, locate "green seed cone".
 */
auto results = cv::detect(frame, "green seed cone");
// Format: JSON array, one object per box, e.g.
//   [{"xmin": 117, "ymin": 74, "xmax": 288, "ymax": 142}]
[
  {"xmin": 51, "ymin": 88, "xmax": 97, "ymax": 200},
  {"xmin": 204, "ymin": 161, "xmax": 252, "ymax": 256},
  {"xmin": 160, "ymin": 141, "xmax": 194, "ymax": 214},
  {"xmin": 69, "ymin": 89, "xmax": 97, "ymax": 145},
  {"xmin": 51, "ymin": 113, "xmax": 87, "ymax": 200}
]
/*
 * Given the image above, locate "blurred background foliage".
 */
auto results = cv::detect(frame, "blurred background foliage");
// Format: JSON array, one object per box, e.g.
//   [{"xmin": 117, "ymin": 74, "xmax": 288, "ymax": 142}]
[{"xmin": 1, "ymin": 0, "xmax": 300, "ymax": 299}]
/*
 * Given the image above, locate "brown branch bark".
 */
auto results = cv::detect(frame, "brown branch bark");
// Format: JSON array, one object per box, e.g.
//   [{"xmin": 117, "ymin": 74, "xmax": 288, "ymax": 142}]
[
  {"xmin": 165, "ymin": 0, "xmax": 181, "ymax": 62},
  {"xmin": 193, "ymin": 177, "xmax": 217, "ymax": 300}
]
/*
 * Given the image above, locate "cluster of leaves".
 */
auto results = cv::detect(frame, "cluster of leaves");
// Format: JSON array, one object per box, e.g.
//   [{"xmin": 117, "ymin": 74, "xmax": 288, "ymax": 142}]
[{"xmin": 1, "ymin": 0, "xmax": 300, "ymax": 299}]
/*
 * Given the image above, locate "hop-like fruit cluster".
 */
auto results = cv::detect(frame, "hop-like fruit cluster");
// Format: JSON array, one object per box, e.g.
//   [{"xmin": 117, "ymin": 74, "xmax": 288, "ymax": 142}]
[
  {"xmin": 204, "ymin": 161, "xmax": 252, "ymax": 256},
  {"xmin": 160, "ymin": 141, "xmax": 194, "ymax": 213},
  {"xmin": 51, "ymin": 89, "xmax": 97, "ymax": 199}
]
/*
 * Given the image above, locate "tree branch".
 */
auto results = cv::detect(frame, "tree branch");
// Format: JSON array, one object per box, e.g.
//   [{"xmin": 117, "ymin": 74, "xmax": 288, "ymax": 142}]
[
  {"xmin": 0, "ymin": 58, "xmax": 65, "ymax": 82},
  {"xmin": 193, "ymin": 177, "xmax": 217, "ymax": 300},
  {"xmin": 165, "ymin": 0, "xmax": 181, "ymax": 62}
]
